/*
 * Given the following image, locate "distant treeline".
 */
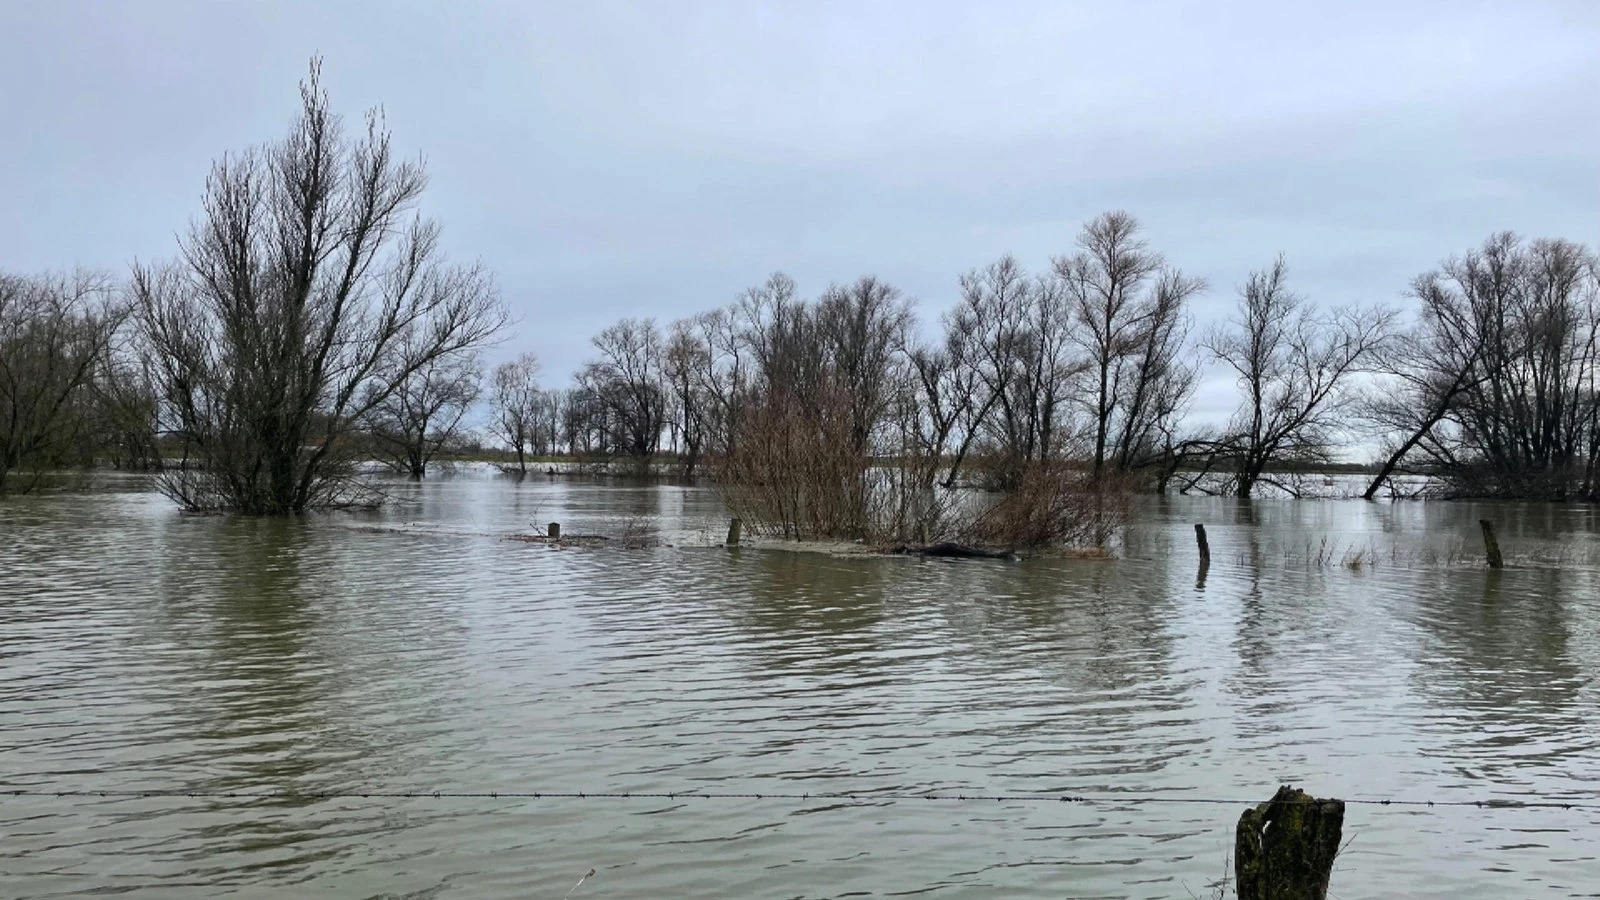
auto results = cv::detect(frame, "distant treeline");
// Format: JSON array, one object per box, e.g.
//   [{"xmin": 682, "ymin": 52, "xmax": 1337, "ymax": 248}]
[
  {"xmin": 4, "ymin": 62, "xmax": 1597, "ymax": 534},
  {"xmin": 510, "ymin": 223, "xmax": 1599, "ymax": 512}
]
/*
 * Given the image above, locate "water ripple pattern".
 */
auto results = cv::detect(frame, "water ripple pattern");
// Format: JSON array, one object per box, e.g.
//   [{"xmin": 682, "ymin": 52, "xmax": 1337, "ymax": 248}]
[{"xmin": 3, "ymin": 473, "xmax": 1599, "ymax": 898}]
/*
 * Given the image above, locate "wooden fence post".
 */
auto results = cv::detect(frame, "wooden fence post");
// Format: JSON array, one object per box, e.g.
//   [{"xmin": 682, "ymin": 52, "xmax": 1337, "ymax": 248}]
[
  {"xmin": 1479, "ymin": 519, "xmax": 1504, "ymax": 569},
  {"xmin": 1195, "ymin": 523, "xmax": 1211, "ymax": 567},
  {"xmin": 1235, "ymin": 785, "xmax": 1345, "ymax": 900},
  {"xmin": 547, "ymin": 522, "xmax": 561, "ymax": 541},
  {"xmin": 726, "ymin": 518, "xmax": 742, "ymax": 547}
]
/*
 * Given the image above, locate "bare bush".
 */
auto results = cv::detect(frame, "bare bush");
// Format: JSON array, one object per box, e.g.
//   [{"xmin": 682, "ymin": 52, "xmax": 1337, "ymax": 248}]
[
  {"xmin": 719, "ymin": 379, "xmax": 867, "ymax": 540},
  {"xmin": 959, "ymin": 463, "xmax": 1130, "ymax": 550}
]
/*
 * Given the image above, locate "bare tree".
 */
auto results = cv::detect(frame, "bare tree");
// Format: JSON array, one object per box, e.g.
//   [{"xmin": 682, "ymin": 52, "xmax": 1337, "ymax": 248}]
[
  {"xmin": 1366, "ymin": 233, "xmax": 1600, "ymax": 499},
  {"xmin": 361, "ymin": 345, "xmax": 482, "ymax": 477},
  {"xmin": 0, "ymin": 270, "xmax": 123, "ymax": 492},
  {"xmin": 1055, "ymin": 211, "xmax": 1205, "ymax": 475},
  {"xmin": 91, "ymin": 338, "xmax": 164, "ymax": 471},
  {"xmin": 1361, "ymin": 262, "xmax": 1492, "ymax": 499},
  {"xmin": 948, "ymin": 256, "xmax": 1081, "ymax": 487},
  {"xmin": 562, "ymin": 384, "xmax": 614, "ymax": 458},
  {"xmin": 664, "ymin": 320, "xmax": 712, "ymax": 476},
  {"xmin": 489, "ymin": 352, "xmax": 541, "ymax": 473},
  {"xmin": 530, "ymin": 387, "xmax": 567, "ymax": 457},
  {"xmin": 717, "ymin": 274, "xmax": 918, "ymax": 539},
  {"xmin": 688, "ymin": 306, "xmax": 751, "ymax": 458},
  {"xmin": 1204, "ymin": 256, "xmax": 1394, "ymax": 498},
  {"xmin": 944, "ymin": 257, "xmax": 1029, "ymax": 485},
  {"xmin": 132, "ymin": 60, "xmax": 506, "ymax": 512},
  {"xmin": 903, "ymin": 337, "xmax": 970, "ymax": 487},
  {"xmin": 815, "ymin": 276, "xmax": 914, "ymax": 456},
  {"xmin": 578, "ymin": 317, "xmax": 667, "ymax": 472}
]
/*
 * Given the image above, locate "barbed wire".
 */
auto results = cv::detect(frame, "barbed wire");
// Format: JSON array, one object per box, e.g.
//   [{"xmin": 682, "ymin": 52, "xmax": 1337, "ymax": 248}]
[{"xmin": 3, "ymin": 787, "xmax": 1597, "ymax": 811}]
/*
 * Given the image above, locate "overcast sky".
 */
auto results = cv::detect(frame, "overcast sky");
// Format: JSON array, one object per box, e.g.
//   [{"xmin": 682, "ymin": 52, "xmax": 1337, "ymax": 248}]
[{"xmin": 3, "ymin": 0, "xmax": 1596, "ymax": 427}]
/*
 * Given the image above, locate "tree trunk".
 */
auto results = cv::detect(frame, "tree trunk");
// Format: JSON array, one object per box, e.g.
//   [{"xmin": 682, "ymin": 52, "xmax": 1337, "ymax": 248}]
[{"xmin": 1235, "ymin": 785, "xmax": 1344, "ymax": 900}]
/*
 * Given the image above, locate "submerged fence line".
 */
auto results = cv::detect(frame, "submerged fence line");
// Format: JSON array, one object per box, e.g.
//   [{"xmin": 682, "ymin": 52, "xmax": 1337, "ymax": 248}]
[{"xmin": 4, "ymin": 787, "xmax": 1597, "ymax": 812}]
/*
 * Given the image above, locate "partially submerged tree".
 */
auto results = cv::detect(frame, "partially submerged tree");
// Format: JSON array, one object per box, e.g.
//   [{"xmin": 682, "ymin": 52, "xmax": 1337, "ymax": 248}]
[
  {"xmin": 1056, "ymin": 211, "xmax": 1204, "ymax": 475},
  {"xmin": 1365, "ymin": 234, "xmax": 1600, "ymax": 500},
  {"xmin": 0, "ymin": 270, "xmax": 123, "ymax": 492},
  {"xmin": 663, "ymin": 319, "xmax": 712, "ymax": 477},
  {"xmin": 489, "ymin": 352, "xmax": 542, "ymax": 473},
  {"xmin": 718, "ymin": 274, "xmax": 918, "ymax": 540},
  {"xmin": 576, "ymin": 317, "xmax": 667, "ymax": 472},
  {"xmin": 361, "ymin": 344, "xmax": 482, "ymax": 478},
  {"xmin": 91, "ymin": 337, "xmax": 164, "ymax": 472},
  {"xmin": 1361, "ymin": 258, "xmax": 1494, "ymax": 499},
  {"xmin": 132, "ymin": 60, "xmax": 506, "ymax": 512},
  {"xmin": 948, "ymin": 255, "xmax": 1078, "ymax": 488},
  {"xmin": 1205, "ymin": 257, "xmax": 1394, "ymax": 498}
]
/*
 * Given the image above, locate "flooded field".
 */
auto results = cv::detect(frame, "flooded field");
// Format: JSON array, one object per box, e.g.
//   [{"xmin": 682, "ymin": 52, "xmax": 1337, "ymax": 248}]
[{"xmin": 3, "ymin": 471, "xmax": 1599, "ymax": 898}]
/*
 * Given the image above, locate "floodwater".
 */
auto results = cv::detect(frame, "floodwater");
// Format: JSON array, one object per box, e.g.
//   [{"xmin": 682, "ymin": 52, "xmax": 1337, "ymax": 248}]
[{"xmin": 3, "ymin": 471, "xmax": 1599, "ymax": 899}]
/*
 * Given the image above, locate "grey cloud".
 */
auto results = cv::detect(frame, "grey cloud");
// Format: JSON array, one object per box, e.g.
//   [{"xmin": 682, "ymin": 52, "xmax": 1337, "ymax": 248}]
[{"xmin": 3, "ymin": 0, "xmax": 1596, "ymax": 436}]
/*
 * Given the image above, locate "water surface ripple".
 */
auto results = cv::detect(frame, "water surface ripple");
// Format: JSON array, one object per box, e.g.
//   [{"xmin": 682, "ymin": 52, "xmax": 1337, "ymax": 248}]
[{"xmin": 3, "ymin": 475, "xmax": 1599, "ymax": 898}]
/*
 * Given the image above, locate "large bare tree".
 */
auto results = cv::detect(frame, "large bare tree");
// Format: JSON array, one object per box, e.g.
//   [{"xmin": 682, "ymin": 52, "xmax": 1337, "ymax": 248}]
[
  {"xmin": 1055, "ymin": 211, "xmax": 1204, "ymax": 475},
  {"xmin": 1365, "ymin": 233, "xmax": 1600, "ymax": 500},
  {"xmin": 1205, "ymin": 256, "xmax": 1394, "ymax": 498},
  {"xmin": 132, "ymin": 61, "xmax": 506, "ymax": 512},
  {"xmin": 1056, "ymin": 217, "xmax": 1200, "ymax": 548}
]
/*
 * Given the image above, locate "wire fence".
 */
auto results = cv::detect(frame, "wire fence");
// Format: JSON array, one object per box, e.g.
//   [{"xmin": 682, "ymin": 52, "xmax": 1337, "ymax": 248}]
[{"xmin": 4, "ymin": 787, "xmax": 1597, "ymax": 811}]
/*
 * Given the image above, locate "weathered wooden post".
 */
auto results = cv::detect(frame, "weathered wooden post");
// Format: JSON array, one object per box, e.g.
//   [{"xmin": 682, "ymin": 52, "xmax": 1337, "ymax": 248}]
[
  {"xmin": 547, "ymin": 522, "xmax": 561, "ymax": 541},
  {"xmin": 726, "ymin": 517, "xmax": 742, "ymax": 547},
  {"xmin": 1195, "ymin": 523, "xmax": 1211, "ymax": 567},
  {"xmin": 1479, "ymin": 519, "xmax": 1504, "ymax": 569},
  {"xmin": 1235, "ymin": 785, "xmax": 1344, "ymax": 900}
]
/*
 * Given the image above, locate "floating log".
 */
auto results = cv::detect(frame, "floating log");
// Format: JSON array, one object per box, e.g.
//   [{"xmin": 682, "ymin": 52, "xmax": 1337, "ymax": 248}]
[
  {"xmin": 890, "ymin": 542, "xmax": 1014, "ymax": 560},
  {"xmin": 1235, "ymin": 785, "xmax": 1345, "ymax": 900}
]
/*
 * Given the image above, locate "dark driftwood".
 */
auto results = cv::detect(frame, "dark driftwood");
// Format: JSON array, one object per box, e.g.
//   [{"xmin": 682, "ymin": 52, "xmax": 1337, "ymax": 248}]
[
  {"xmin": 892, "ymin": 542, "xmax": 1014, "ymax": 560},
  {"xmin": 1235, "ymin": 785, "xmax": 1345, "ymax": 900}
]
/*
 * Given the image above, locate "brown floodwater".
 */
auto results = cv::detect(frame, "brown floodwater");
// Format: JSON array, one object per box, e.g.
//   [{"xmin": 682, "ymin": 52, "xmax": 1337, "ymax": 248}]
[{"xmin": 2, "ymin": 470, "xmax": 1598, "ymax": 898}]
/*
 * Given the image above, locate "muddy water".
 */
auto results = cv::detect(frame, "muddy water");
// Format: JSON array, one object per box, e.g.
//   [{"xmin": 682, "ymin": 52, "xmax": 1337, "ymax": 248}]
[{"xmin": 2, "ymin": 472, "xmax": 1598, "ymax": 898}]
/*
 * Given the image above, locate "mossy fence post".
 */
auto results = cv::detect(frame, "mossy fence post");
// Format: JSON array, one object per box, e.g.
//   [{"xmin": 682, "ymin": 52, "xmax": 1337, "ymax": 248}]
[
  {"xmin": 1235, "ymin": 785, "xmax": 1345, "ymax": 900},
  {"xmin": 1479, "ymin": 519, "xmax": 1504, "ymax": 569}
]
